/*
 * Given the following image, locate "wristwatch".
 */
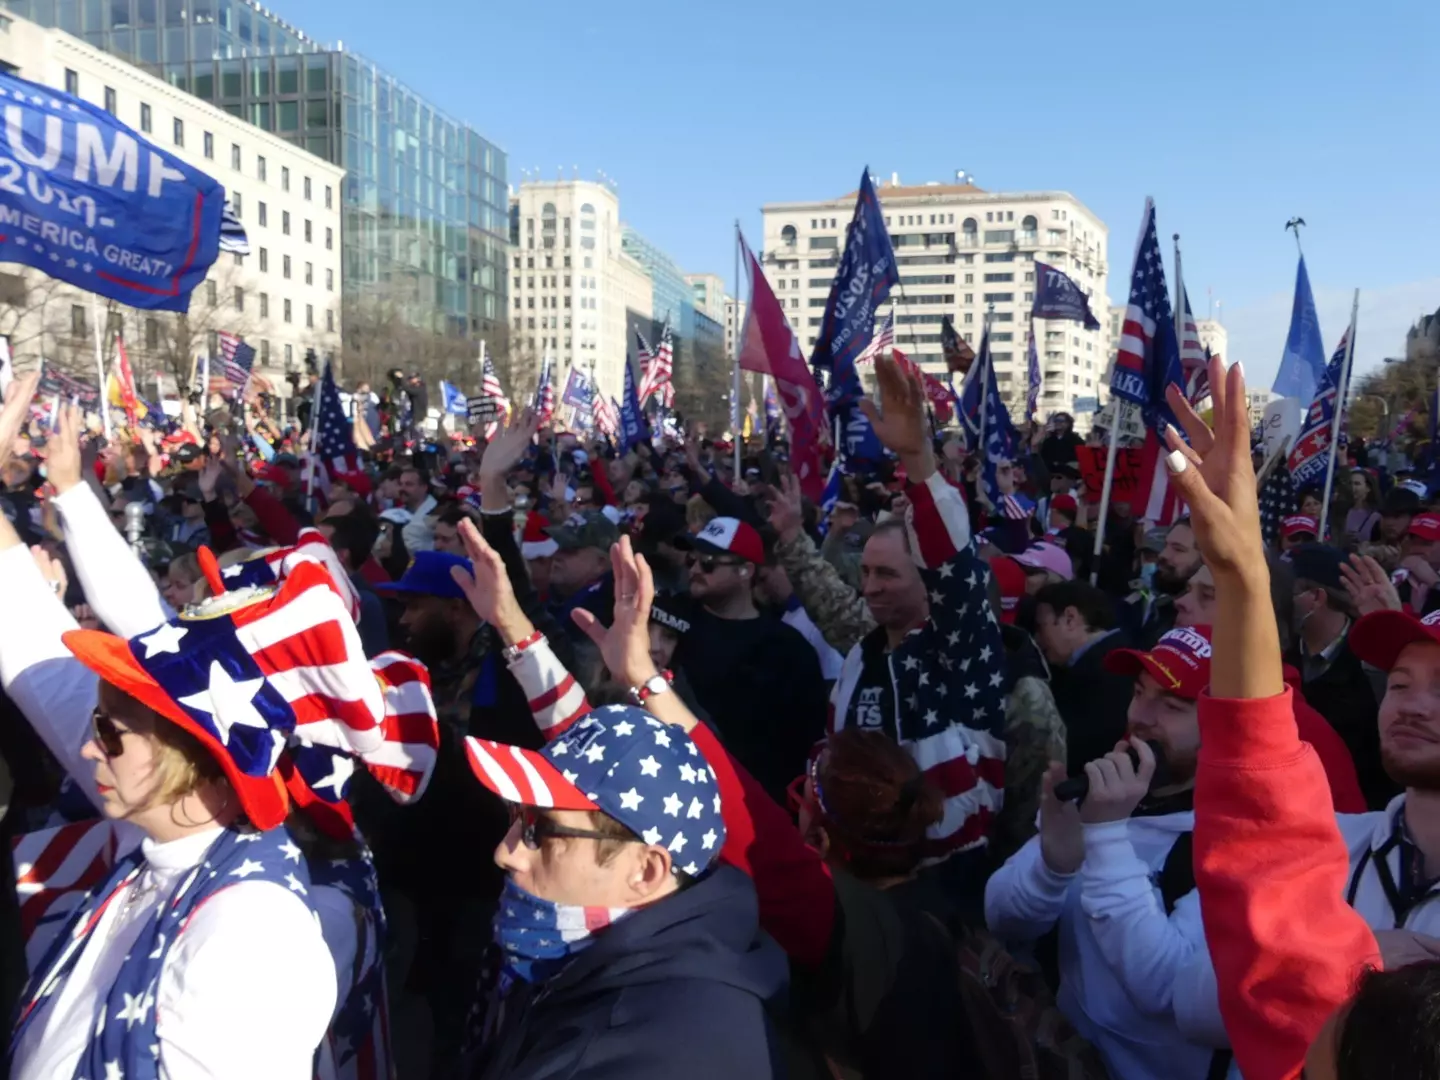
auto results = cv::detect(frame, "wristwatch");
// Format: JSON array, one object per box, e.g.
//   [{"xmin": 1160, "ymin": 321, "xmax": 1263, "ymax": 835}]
[
  {"xmin": 628, "ymin": 671, "xmax": 674, "ymax": 707},
  {"xmin": 501, "ymin": 630, "xmax": 544, "ymax": 663}
]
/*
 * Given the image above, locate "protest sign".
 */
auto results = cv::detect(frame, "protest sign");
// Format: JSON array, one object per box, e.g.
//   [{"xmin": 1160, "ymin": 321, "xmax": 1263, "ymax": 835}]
[
  {"xmin": 467, "ymin": 396, "xmax": 498, "ymax": 425},
  {"xmin": 1077, "ymin": 445, "xmax": 1145, "ymax": 505}
]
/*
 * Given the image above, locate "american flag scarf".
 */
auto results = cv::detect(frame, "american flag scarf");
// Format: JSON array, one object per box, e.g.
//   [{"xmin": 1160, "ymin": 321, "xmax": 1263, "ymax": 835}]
[{"xmin": 493, "ymin": 876, "xmax": 630, "ymax": 990}]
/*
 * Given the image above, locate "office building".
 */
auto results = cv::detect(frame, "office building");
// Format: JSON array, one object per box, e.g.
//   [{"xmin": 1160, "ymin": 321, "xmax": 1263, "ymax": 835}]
[
  {"xmin": 0, "ymin": 12, "xmax": 342, "ymax": 399},
  {"xmin": 724, "ymin": 296, "xmax": 746, "ymax": 359},
  {"xmin": 761, "ymin": 172, "xmax": 1110, "ymax": 422},
  {"xmin": 685, "ymin": 272, "xmax": 726, "ymax": 322},
  {"xmin": 2, "ymin": 0, "xmax": 510, "ymax": 346}
]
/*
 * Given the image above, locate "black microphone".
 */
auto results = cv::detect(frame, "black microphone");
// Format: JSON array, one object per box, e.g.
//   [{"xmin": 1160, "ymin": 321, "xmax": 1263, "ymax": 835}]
[{"xmin": 1054, "ymin": 739, "xmax": 1170, "ymax": 804}]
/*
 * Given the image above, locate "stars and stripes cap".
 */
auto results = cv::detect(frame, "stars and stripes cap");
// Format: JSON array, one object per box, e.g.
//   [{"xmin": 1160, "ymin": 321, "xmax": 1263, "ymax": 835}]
[
  {"xmin": 1104, "ymin": 624, "xmax": 1213, "ymax": 700},
  {"xmin": 673, "ymin": 516, "xmax": 766, "ymax": 564},
  {"xmin": 1352, "ymin": 608, "xmax": 1440, "ymax": 672},
  {"xmin": 465, "ymin": 705, "xmax": 727, "ymax": 876},
  {"xmin": 62, "ymin": 559, "xmax": 389, "ymax": 830},
  {"xmin": 1282, "ymin": 514, "xmax": 1320, "ymax": 540}
]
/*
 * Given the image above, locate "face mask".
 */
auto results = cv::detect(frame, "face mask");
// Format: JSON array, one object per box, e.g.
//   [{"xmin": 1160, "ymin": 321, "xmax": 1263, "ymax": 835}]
[{"xmin": 492, "ymin": 877, "xmax": 632, "ymax": 989}]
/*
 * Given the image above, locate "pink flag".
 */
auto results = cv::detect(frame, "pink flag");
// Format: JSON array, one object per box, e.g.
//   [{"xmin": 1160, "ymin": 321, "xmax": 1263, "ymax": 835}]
[{"xmin": 737, "ymin": 233, "xmax": 827, "ymax": 499}]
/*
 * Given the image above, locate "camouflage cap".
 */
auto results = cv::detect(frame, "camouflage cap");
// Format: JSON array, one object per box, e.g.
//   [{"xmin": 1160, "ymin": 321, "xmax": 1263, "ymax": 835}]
[{"xmin": 544, "ymin": 510, "xmax": 621, "ymax": 553}]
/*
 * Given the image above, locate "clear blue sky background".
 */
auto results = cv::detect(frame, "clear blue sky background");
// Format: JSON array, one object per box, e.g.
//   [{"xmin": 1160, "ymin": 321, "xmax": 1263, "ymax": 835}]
[{"xmin": 287, "ymin": 0, "xmax": 1439, "ymax": 386}]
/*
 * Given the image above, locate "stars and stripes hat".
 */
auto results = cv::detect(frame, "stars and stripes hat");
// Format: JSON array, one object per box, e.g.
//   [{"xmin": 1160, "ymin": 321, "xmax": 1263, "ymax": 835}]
[
  {"xmin": 1282, "ymin": 514, "xmax": 1319, "ymax": 540},
  {"xmin": 63, "ymin": 559, "xmax": 390, "ymax": 830},
  {"xmin": 1352, "ymin": 608, "xmax": 1440, "ymax": 672},
  {"xmin": 673, "ymin": 516, "xmax": 766, "ymax": 564},
  {"xmin": 465, "ymin": 705, "xmax": 727, "ymax": 877},
  {"xmin": 1104, "ymin": 624, "xmax": 1213, "ymax": 700}
]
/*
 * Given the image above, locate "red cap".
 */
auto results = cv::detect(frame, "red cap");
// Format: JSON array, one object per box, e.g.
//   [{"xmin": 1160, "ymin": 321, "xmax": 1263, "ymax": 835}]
[
  {"xmin": 1410, "ymin": 513, "xmax": 1440, "ymax": 542},
  {"xmin": 1104, "ymin": 625, "xmax": 1213, "ymax": 700},
  {"xmin": 990, "ymin": 556, "xmax": 1026, "ymax": 624},
  {"xmin": 1051, "ymin": 493, "xmax": 1078, "ymax": 515},
  {"xmin": 675, "ymin": 517, "xmax": 766, "ymax": 564},
  {"xmin": 1282, "ymin": 514, "xmax": 1319, "ymax": 539},
  {"xmin": 1351, "ymin": 608, "xmax": 1440, "ymax": 671},
  {"xmin": 521, "ymin": 511, "xmax": 559, "ymax": 559}
]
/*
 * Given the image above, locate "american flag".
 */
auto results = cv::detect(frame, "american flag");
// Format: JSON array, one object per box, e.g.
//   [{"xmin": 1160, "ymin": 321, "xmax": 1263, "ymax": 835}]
[
  {"xmin": 480, "ymin": 343, "xmax": 511, "ymax": 417},
  {"xmin": 1288, "ymin": 326, "xmax": 1352, "ymax": 488},
  {"xmin": 637, "ymin": 322, "xmax": 675, "ymax": 407},
  {"xmin": 855, "ymin": 310, "xmax": 896, "ymax": 365},
  {"xmin": 310, "ymin": 360, "xmax": 358, "ymax": 494},
  {"xmin": 594, "ymin": 395, "xmax": 620, "ymax": 438},
  {"xmin": 219, "ymin": 198, "xmax": 250, "ymax": 255},
  {"xmin": 12, "ymin": 819, "xmax": 116, "ymax": 969},
  {"xmin": 533, "ymin": 355, "xmax": 556, "ymax": 425},
  {"xmin": 1111, "ymin": 199, "xmax": 1174, "ymax": 410},
  {"xmin": 1259, "ymin": 456, "xmax": 1298, "ymax": 549},
  {"xmin": 210, "ymin": 330, "xmax": 256, "ymax": 400},
  {"xmin": 1179, "ymin": 287, "xmax": 1209, "ymax": 405}
]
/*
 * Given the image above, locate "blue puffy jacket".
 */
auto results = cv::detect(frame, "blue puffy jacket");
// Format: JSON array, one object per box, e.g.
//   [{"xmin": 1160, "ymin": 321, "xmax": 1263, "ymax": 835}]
[{"xmin": 470, "ymin": 865, "xmax": 788, "ymax": 1080}]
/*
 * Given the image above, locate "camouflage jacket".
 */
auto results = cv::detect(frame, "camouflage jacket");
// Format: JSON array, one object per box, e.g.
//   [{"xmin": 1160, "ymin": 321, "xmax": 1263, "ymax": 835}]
[
  {"xmin": 775, "ymin": 530, "xmax": 876, "ymax": 657},
  {"xmin": 992, "ymin": 674, "xmax": 1067, "ymax": 864}
]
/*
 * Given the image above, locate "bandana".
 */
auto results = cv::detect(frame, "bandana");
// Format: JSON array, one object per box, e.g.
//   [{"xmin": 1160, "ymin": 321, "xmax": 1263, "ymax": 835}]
[{"xmin": 492, "ymin": 877, "xmax": 631, "ymax": 988}]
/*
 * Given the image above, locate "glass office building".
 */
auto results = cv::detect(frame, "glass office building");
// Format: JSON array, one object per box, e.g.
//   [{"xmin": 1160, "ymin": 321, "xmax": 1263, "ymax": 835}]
[{"xmin": 2, "ymin": 0, "xmax": 509, "ymax": 339}]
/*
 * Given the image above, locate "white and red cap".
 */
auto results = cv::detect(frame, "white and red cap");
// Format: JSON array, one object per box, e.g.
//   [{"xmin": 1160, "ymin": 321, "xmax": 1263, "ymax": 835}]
[
  {"xmin": 1352, "ymin": 608, "xmax": 1440, "ymax": 671},
  {"xmin": 674, "ymin": 517, "xmax": 766, "ymax": 564},
  {"xmin": 1410, "ymin": 513, "xmax": 1440, "ymax": 542},
  {"xmin": 521, "ymin": 511, "xmax": 558, "ymax": 560},
  {"xmin": 1104, "ymin": 624, "xmax": 1213, "ymax": 700},
  {"xmin": 1281, "ymin": 514, "xmax": 1319, "ymax": 540}
]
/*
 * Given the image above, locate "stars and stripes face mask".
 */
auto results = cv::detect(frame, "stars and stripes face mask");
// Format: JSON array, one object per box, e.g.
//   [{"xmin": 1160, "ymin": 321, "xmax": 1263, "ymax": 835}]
[{"xmin": 493, "ymin": 876, "xmax": 631, "ymax": 987}]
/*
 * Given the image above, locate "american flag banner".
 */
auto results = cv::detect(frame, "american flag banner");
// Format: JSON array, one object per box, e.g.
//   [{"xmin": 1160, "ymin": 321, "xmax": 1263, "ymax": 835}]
[
  {"xmin": 12, "ymin": 819, "xmax": 117, "ymax": 969},
  {"xmin": 1288, "ymin": 325, "xmax": 1353, "ymax": 488},
  {"xmin": 1111, "ymin": 198, "xmax": 1177, "ymax": 410},
  {"xmin": 1179, "ymin": 287, "xmax": 1210, "ymax": 405},
  {"xmin": 480, "ymin": 343, "xmax": 512, "ymax": 417},
  {"xmin": 594, "ymin": 395, "xmax": 620, "ymax": 438},
  {"xmin": 534, "ymin": 355, "xmax": 556, "ymax": 425},
  {"xmin": 309, "ymin": 360, "xmax": 359, "ymax": 494},
  {"xmin": 210, "ymin": 330, "xmax": 256, "ymax": 401},
  {"xmin": 637, "ymin": 322, "xmax": 675, "ymax": 407},
  {"xmin": 1259, "ymin": 454, "xmax": 1298, "ymax": 548},
  {"xmin": 855, "ymin": 310, "xmax": 896, "ymax": 365}
]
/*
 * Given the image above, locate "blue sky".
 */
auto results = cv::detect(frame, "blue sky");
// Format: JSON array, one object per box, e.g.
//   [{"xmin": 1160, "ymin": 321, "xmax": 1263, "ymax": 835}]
[{"xmin": 287, "ymin": 0, "xmax": 1439, "ymax": 386}]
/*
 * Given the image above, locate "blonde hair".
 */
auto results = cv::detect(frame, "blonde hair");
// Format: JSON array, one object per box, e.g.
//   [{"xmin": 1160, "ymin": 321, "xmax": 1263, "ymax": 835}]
[
  {"xmin": 686, "ymin": 495, "xmax": 717, "ymax": 533},
  {"xmin": 148, "ymin": 713, "xmax": 227, "ymax": 804}
]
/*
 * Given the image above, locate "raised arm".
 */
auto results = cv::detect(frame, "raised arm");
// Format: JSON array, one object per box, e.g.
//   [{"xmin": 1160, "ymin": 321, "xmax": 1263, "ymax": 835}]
[{"xmin": 1163, "ymin": 358, "xmax": 1377, "ymax": 1080}]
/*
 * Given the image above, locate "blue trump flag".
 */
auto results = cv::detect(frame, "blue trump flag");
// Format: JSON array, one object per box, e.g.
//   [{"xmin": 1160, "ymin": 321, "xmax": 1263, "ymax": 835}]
[
  {"xmin": 0, "ymin": 71, "xmax": 223, "ymax": 311},
  {"xmin": 620, "ymin": 355, "xmax": 650, "ymax": 452},
  {"xmin": 1032, "ymin": 261, "xmax": 1101, "ymax": 330},
  {"xmin": 957, "ymin": 328, "xmax": 1019, "ymax": 508},
  {"xmin": 440, "ymin": 380, "xmax": 467, "ymax": 415},
  {"xmin": 1272, "ymin": 255, "xmax": 1327, "ymax": 405},
  {"xmin": 811, "ymin": 168, "xmax": 897, "ymax": 469}
]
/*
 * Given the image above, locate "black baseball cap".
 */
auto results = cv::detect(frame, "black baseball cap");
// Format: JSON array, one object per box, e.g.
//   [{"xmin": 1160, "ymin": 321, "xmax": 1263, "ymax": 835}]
[{"xmin": 1288, "ymin": 543, "xmax": 1346, "ymax": 590}]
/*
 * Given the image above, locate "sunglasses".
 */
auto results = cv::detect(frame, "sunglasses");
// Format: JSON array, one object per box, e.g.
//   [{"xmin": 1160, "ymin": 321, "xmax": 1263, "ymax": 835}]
[
  {"xmin": 506, "ymin": 804, "xmax": 643, "ymax": 852},
  {"xmin": 686, "ymin": 554, "xmax": 741, "ymax": 574},
  {"xmin": 90, "ymin": 707, "xmax": 135, "ymax": 758}
]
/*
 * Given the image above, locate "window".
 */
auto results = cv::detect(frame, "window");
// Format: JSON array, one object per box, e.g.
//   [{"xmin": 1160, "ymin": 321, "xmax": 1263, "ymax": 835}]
[
  {"xmin": 303, "ymin": 177, "xmax": 311, "ymax": 201},
  {"xmin": 259, "ymin": 293, "xmax": 269, "ymax": 317},
  {"xmin": 258, "ymin": 202, "xmax": 267, "ymax": 226},
  {"xmin": 65, "ymin": 69, "xmax": 78, "ymax": 94},
  {"xmin": 283, "ymin": 299, "xmax": 292, "ymax": 323},
  {"xmin": 202, "ymin": 131, "xmax": 213, "ymax": 158},
  {"xmin": 809, "ymin": 236, "xmax": 838, "ymax": 250},
  {"xmin": 231, "ymin": 144, "xmax": 241, "ymax": 169},
  {"xmin": 324, "ymin": 227, "xmax": 332, "ymax": 251},
  {"xmin": 281, "ymin": 166, "xmax": 290, "ymax": 192},
  {"xmin": 325, "ymin": 268, "xmax": 333, "ymax": 291},
  {"xmin": 259, "ymin": 248, "xmax": 268, "ymax": 272},
  {"xmin": 983, "ymin": 230, "xmax": 1015, "ymax": 244},
  {"xmin": 172, "ymin": 117, "xmax": 183, "ymax": 146},
  {"xmin": 326, "ymin": 309, "xmax": 334, "ymax": 332},
  {"xmin": 231, "ymin": 191, "xmax": 242, "ymax": 217},
  {"xmin": 305, "ymin": 304, "xmax": 313, "ymax": 329},
  {"xmin": 233, "ymin": 286, "xmax": 244, "ymax": 311},
  {"xmin": 71, "ymin": 304, "xmax": 85, "ymax": 336},
  {"xmin": 304, "ymin": 219, "xmax": 312, "ymax": 243},
  {"xmin": 304, "ymin": 262, "xmax": 312, "ymax": 285},
  {"xmin": 284, "ymin": 344, "xmax": 293, "ymax": 367},
  {"xmin": 140, "ymin": 103, "xmax": 152, "ymax": 133},
  {"xmin": 283, "ymin": 255, "xmax": 291, "ymax": 279},
  {"xmin": 282, "ymin": 211, "xmax": 290, "ymax": 235},
  {"xmin": 964, "ymin": 293, "xmax": 974, "ymax": 303},
  {"xmin": 781, "ymin": 224, "xmax": 798, "ymax": 247},
  {"xmin": 206, "ymin": 280, "xmax": 217, "ymax": 305},
  {"xmin": 257, "ymin": 155, "xmax": 266, "ymax": 182},
  {"xmin": 104, "ymin": 87, "xmax": 116, "ymax": 114},
  {"xmin": 983, "ymin": 272, "xmax": 1013, "ymax": 283},
  {"xmin": 984, "ymin": 292, "xmax": 1014, "ymax": 303},
  {"xmin": 324, "ymin": 185, "xmax": 332, "ymax": 209},
  {"xmin": 260, "ymin": 340, "xmax": 270, "ymax": 365}
]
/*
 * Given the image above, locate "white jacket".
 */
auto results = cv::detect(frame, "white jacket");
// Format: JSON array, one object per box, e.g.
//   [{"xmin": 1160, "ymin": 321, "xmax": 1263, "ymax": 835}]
[{"xmin": 985, "ymin": 810, "xmax": 1219, "ymax": 1080}]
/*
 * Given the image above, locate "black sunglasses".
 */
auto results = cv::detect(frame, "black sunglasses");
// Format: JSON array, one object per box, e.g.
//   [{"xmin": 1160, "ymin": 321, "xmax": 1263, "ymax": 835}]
[
  {"xmin": 507, "ymin": 804, "xmax": 642, "ymax": 852},
  {"xmin": 686, "ymin": 554, "xmax": 740, "ymax": 574},
  {"xmin": 91, "ymin": 707, "xmax": 134, "ymax": 758}
]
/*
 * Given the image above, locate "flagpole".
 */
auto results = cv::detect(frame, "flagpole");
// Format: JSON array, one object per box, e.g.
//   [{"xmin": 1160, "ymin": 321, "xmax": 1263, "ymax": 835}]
[
  {"xmin": 1089, "ymin": 400, "xmax": 1124, "ymax": 585},
  {"xmin": 303, "ymin": 368, "xmax": 323, "ymax": 514},
  {"xmin": 1172, "ymin": 234, "xmax": 1185, "ymax": 370},
  {"xmin": 1319, "ymin": 288, "xmax": 1361, "ymax": 541},
  {"xmin": 89, "ymin": 296, "xmax": 110, "ymax": 439},
  {"xmin": 732, "ymin": 219, "xmax": 742, "ymax": 476}
]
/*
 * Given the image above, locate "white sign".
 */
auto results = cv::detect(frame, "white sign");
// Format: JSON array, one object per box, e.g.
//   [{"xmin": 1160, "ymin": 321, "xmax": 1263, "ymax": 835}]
[
  {"xmin": 1071, "ymin": 396, "xmax": 1099, "ymax": 414},
  {"xmin": 1262, "ymin": 398, "xmax": 1302, "ymax": 460}
]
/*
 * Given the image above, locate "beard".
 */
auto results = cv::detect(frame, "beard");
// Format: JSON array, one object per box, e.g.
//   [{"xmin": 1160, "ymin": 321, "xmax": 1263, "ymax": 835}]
[
  {"xmin": 404, "ymin": 619, "xmax": 457, "ymax": 670},
  {"xmin": 1153, "ymin": 560, "xmax": 1193, "ymax": 596},
  {"xmin": 1382, "ymin": 742, "xmax": 1440, "ymax": 790}
]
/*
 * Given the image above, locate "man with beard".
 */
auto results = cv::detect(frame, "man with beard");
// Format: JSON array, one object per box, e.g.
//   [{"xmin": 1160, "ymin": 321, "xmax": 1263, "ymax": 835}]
[{"xmin": 1131, "ymin": 518, "xmax": 1204, "ymax": 647}]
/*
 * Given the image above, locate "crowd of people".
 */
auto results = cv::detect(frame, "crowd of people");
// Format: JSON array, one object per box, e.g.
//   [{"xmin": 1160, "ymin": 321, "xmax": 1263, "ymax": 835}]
[{"xmin": 0, "ymin": 352, "xmax": 1437, "ymax": 1080}]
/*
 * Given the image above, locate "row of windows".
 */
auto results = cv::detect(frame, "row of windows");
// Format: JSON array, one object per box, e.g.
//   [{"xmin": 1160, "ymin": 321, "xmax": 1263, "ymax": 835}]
[
  {"xmin": 62, "ymin": 68, "xmax": 334, "ymax": 209},
  {"xmin": 228, "ymin": 197, "xmax": 332, "ymax": 248},
  {"xmin": 512, "ymin": 254, "xmax": 593, "ymax": 271},
  {"xmin": 229, "ymin": 247, "xmax": 333, "ymax": 290},
  {"xmin": 199, "ymin": 280, "xmax": 333, "ymax": 330}
]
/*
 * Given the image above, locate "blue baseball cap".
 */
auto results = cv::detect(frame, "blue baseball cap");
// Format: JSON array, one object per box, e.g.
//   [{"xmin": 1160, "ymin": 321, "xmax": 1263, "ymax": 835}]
[
  {"xmin": 374, "ymin": 550, "xmax": 472, "ymax": 600},
  {"xmin": 464, "ymin": 704, "xmax": 727, "ymax": 877}
]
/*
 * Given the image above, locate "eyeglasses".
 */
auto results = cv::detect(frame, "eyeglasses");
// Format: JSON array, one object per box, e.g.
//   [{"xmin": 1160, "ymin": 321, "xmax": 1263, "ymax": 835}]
[
  {"xmin": 507, "ymin": 804, "xmax": 643, "ymax": 852},
  {"xmin": 90, "ymin": 707, "xmax": 135, "ymax": 758},
  {"xmin": 686, "ymin": 554, "xmax": 740, "ymax": 574}
]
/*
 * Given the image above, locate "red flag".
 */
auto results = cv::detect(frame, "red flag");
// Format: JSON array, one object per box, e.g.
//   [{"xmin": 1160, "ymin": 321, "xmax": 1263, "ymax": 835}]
[
  {"xmin": 737, "ymin": 233, "xmax": 826, "ymax": 499},
  {"xmin": 111, "ymin": 333, "xmax": 141, "ymax": 426},
  {"xmin": 893, "ymin": 349, "xmax": 955, "ymax": 426}
]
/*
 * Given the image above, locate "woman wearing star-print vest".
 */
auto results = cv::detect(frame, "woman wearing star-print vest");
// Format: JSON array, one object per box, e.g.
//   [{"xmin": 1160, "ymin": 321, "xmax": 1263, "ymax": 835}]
[{"xmin": 19, "ymin": 411, "xmax": 442, "ymax": 1080}]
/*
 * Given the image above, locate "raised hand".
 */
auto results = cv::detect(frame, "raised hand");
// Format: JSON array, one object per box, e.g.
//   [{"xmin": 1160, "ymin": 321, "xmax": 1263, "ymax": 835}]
[
  {"xmin": 859, "ymin": 355, "xmax": 930, "ymax": 460},
  {"xmin": 30, "ymin": 543, "xmax": 67, "ymax": 598},
  {"xmin": 46, "ymin": 404, "xmax": 84, "ymax": 495},
  {"xmin": 0, "ymin": 370, "xmax": 40, "ymax": 464},
  {"xmin": 448, "ymin": 518, "xmax": 534, "ymax": 644},
  {"xmin": 571, "ymin": 535, "xmax": 657, "ymax": 689},
  {"xmin": 1342, "ymin": 553, "xmax": 1404, "ymax": 616},
  {"xmin": 764, "ymin": 473, "xmax": 805, "ymax": 545}
]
